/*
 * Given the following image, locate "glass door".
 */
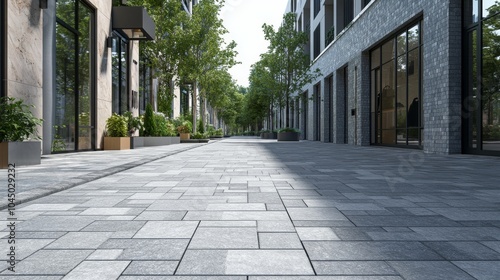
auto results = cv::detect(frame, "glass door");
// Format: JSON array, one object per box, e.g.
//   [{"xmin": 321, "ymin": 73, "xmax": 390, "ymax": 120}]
[{"xmin": 53, "ymin": 0, "xmax": 95, "ymax": 152}]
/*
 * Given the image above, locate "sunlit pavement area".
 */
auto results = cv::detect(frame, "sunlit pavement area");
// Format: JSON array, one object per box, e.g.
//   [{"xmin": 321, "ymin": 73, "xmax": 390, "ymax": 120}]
[{"xmin": 1, "ymin": 136, "xmax": 500, "ymax": 279}]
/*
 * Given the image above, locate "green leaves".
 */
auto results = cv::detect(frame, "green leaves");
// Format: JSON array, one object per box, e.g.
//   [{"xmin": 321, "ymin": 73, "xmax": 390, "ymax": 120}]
[
  {"xmin": 0, "ymin": 97, "xmax": 43, "ymax": 142},
  {"xmin": 105, "ymin": 113, "xmax": 128, "ymax": 137}
]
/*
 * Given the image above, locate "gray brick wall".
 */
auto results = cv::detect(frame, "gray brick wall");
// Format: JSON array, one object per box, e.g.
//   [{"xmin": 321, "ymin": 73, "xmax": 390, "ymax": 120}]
[{"xmin": 296, "ymin": 0, "xmax": 462, "ymax": 154}]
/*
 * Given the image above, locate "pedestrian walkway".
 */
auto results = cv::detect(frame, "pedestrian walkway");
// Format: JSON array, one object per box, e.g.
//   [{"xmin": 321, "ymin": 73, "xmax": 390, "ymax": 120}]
[{"xmin": 1, "ymin": 137, "xmax": 500, "ymax": 279}]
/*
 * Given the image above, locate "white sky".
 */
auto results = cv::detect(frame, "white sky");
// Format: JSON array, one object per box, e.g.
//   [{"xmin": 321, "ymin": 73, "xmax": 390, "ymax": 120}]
[{"xmin": 220, "ymin": 0, "xmax": 288, "ymax": 88}]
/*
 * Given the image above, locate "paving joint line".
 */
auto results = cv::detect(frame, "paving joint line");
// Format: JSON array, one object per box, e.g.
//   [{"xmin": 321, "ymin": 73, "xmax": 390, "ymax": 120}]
[{"xmin": 0, "ymin": 142, "xmax": 214, "ymax": 210}]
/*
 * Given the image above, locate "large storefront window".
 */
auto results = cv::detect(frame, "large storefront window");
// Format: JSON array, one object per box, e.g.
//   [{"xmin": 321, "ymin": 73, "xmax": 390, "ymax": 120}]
[
  {"xmin": 54, "ymin": 0, "xmax": 94, "ymax": 152},
  {"xmin": 464, "ymin": 0, "xmax": 500, "ymax": 154},
  {"xmin": 370, "ymin": 21, "xmax": 423, "ymax": 147},
  {"xmin": 111, "ymin": 33, "xmax": 128, "ymax": 114}
]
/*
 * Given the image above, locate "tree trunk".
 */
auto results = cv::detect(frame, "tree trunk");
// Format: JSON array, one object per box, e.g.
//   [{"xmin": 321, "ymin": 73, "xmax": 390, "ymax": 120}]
[
  {"xmin": 286, "ymin": 96, "xmax": 290, "ymax": 128},
  {"xmin": 192, "ymin": 81, "xmax": 198, "ymax": 133}
]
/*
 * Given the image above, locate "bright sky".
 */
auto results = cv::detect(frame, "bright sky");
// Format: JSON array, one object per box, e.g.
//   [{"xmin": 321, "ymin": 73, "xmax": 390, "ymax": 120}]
[{"xmin": 220, "ymin": 0, "xmax": 288, "ymax": 88}]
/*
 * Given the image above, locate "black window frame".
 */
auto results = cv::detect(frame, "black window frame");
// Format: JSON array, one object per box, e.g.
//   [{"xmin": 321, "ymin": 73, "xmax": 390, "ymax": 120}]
[
  {"xmin": 370, "ymin": 19, "xmax": 424, "ymax": 149},
  {"xmin": 314, "ymin": 0, "xmax": 321, "ymax": 18},
  {"xmin": 111, "ymin": 31, "xmax": 129, "ymax": 115},
  {"xmin": 54, "ymin": 0, "xmax": 96, "ymax": 152},
  {"xmin": 462, "ymin": 0, "xmax": 500, "ymax": 156}
]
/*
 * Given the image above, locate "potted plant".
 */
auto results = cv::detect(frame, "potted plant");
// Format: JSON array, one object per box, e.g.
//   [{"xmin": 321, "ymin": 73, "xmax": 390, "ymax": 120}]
[
  {"xmin": 0, "ymin": 97, "xmax": 43, "ymax": 168},
  {"xmin": 260, "ymin": 129, "xmax": 277, "ymax": 139},
  {"xmin": 104, "ymin": 113, "xmax": 130, "ymax": 150},
  {"xmin": 124, "ymin": 111, "xmax": 144, "ymax": 149},
  {"xmin": 277, "ymin": 127, "xmax": 301, "ymax": 141}
]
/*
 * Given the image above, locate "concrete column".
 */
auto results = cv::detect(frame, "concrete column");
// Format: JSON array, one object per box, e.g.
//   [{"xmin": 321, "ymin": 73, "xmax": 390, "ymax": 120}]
[{"xmin": 42, "ymin": 0, "xmax": 56, "ymax": 155}]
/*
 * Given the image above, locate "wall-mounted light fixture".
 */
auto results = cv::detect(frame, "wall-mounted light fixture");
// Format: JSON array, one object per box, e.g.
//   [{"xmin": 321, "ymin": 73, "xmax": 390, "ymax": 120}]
[
  {"xmin": 107, "ymin": 36, "xmax": 114, "ymax": 48},
  {"xmin": 40, "ymin": 0, "xmax": 48, "ymax": 9}
]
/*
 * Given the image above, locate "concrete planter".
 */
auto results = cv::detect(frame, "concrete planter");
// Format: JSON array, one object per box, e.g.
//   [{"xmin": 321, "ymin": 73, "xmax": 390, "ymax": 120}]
[
  {"xmin": 104, "ymin": 137, "xmax": 130, "ymax": 150},
  {"xmin": 143, "ymin": 137, "xmax": 180, "ymax": 147},
  {"xmin": 130, "ymin": 137, "xmax": 144, "ymax": 149},
  {"xmin": 277, "ymin": 132, "xmax": 300, "ymax": 141},
  {"xmin": 0, "ymin": 141, "xmax": 41, "ymax": 169},
  {"xmin": 261, "ymin": 132, "xmax": 277, "ymax": 139},
  {"xmin": 130, "ymin": 136, "xmax": 181, "ymax": 148}
]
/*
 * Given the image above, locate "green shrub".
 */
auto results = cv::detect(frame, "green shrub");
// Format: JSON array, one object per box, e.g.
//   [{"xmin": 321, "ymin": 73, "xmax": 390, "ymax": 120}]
[
  {"xmin": 215, "ymin": 128, "xmax": 224, "ymax": 136},
  {"xmin": 143, "ymin": 103, "xmax": 156, "ymax": 137},
  {"xmin": 197, "ymin": 118, "xmax": 205, "ymax": 134},
  {"xmin": 106, "ymin": 113, "xmax": 127, "ymax": 137},
  {"xmin": 123, "ymin": 111, "xmax": 143, "ymax": 136},
  {"xmin": 0, "ymin": 97, "xmax": 43, "ymax": 142},
  {"xmin": 191, "ymin": 132, "xmax": 208, "ymax": 139},
  {"xmin": 278, "ymin": 127, "xmax": 301, "ymax": 133}
]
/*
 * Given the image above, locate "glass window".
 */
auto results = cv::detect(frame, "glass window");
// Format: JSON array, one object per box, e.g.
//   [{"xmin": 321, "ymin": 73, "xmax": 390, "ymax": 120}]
[
  {"xmin": 371, "ymin": 21, "xmax": 422, "ymax": 147},
  {"xmin": 483, "ymin": 0, "xmax": 499, "ymax": 18},
  {"xmin": 382, "ymin": 39, "xmax": 394, "ymax": 64},
  {"xmin": 397, "ymin": 32, "xmax": 406, "ymax": 57},
  {"xmin": 465, "ymin": 0, "xmax": 479, "ymax": 24},
  {"xmin": 408, "ymin": 24, "xmax": 419, "ymax": 51},
  {"xmin": 371, "ymin": 47, "xmax": 380, "ymax": 69},
  {"xmin": 482, "ymin": 14, "xmax": 500, "ymax": 151},
  {"xmin": 111, "ymin": 34, "xmax": 128, "ymax": 114}
]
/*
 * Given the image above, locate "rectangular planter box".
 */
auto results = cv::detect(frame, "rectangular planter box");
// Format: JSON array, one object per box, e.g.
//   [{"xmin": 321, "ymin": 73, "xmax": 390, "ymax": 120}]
[
  {"xmin": 277, "ymin": 132, "xmax": 300, "ymax": 141},
  {"xmin": 143, "ymin": 137, "xmax": 180, "ymax": 147},
  {"xmin": 261, "ymin": 132, "xmax": 277, "ymax": 139},
  {"xmin": 104, "ymin": 137, "xmax": 130, "ymax": 150},
  {"xmin": 179, "ymin": 133, "xmax": 190, "ymax": 140},
  {"xmin": 0, "ymin": 141, "xmax": 41, "ymax": 169}
]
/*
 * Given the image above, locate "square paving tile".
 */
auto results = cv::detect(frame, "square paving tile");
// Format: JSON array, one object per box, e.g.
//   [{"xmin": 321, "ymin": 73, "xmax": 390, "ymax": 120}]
[
  {"xmin": 303, "ymin": 241, "xmax": 443, "ymax": 260},
  {"xmin": 296, "ymin": 227, "xmax": 340, "ymax": 241},
  {"xmin": 63, "ymin": 261, "xmax": 129, "ymax": 280},
  {"xmin": 16, "ymin": 216, "xmax": 96, "ymax": 232},
  {"xmin": 312, "ymin": 261, "xmax": 397, "ymax": 275},
  {"xmin": 18, "ymin": 204, "xmax": 78, "ymax": 211},
  {"xmin": 176, "ymin": 250, "xmax": 314, "ymax": 275},
  {"xmin": 134, "ymin": 221, "xmax": 198, "ymax": 238},
  {"xmin": 1, "ymin": 250, "xmax": 92, "ymax": 275},
  {"xmin": 46, "ymin": 232, "xmax": 113, "ymax": 249},
  {"xmin": 87, "ymin": 250, "xmax": 124, "ymax": 260},
  {"xmin": 257, "ymin": 220, "xmax": 296, "ymax": 232},
  {"xmin": 99, "ymin": 239, "xmax": 189, "ymax": 260},
  {"xmin": 388, "ymin": 261, "xmax": 476, "ymax": 280},
  {"xmin": 189, "ymin": 227, "xmax": 258, "ymax": 249},
  {"xmin": 453, "ymin": 261, "xmax": 500, "ymax": 280},
  {"xmin": 287, "ymin": 208, "xmax": 348, "ymax": 221},
  {"xmin": 123, "ymin": 261, "xmax": 177, "ymax": 275},
  {"xmin": 259, "ymin": 233, "xmax": 302, "ymax": 249}
]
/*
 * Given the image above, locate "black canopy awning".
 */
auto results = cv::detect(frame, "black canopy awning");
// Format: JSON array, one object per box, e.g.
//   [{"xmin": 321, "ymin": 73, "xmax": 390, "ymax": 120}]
[{"xmin": 112, "ymin": 6, "xmax": 155, "ymax": 41}]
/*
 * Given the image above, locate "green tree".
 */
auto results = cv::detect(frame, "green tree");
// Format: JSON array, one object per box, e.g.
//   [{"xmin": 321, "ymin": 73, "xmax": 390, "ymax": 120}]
[
  {"xmin": 179, "ymin": 0, "xmax": 239, "ymax": 133},
  {"xmin": 129, "ymin": 0, "xmax": 190, "ymax": 116},
  {"xmin": 262, "ymin": 12, "xmax": 321, "ymax": 128}
]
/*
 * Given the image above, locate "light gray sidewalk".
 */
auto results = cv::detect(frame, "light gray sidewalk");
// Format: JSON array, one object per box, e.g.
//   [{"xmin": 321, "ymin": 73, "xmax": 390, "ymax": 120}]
[{"xmin": 1, "ymin": 137, "xmax": 500, "ymax": 279}]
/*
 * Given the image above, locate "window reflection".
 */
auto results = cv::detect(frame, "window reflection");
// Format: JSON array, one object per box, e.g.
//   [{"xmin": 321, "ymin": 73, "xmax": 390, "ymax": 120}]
[
  {"xmin": 482, "ymin": 13, "xmax": 500, "ymax": 151},
  {"xmin": 371, "ymin": 22, "xmax": 422, "ymax": 147}
]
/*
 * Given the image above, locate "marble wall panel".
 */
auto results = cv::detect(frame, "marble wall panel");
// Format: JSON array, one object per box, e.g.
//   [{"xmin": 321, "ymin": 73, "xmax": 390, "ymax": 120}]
[{"xmin": 7, "ymin": 0, "xmax": 43, "ymax": 90}]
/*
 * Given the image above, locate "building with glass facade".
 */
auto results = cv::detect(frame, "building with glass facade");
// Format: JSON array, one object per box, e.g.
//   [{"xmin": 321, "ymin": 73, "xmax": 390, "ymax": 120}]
[
  {"xmin": 0, "ymin": 0, "xmax": 157, "ymax": 154},
  {"xmin": 285, "ymin": 0, "xmax": 499, "ymax": 156}
]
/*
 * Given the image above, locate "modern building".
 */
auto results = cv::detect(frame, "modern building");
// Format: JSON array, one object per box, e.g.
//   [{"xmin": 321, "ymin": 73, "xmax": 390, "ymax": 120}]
[
  {"xmin": 284, "ymin": 0, "xmax": 500, "ymax": 156},
  {"xmin": 0, "ymin": 0, "xmax": 157, "ymax": 154}
]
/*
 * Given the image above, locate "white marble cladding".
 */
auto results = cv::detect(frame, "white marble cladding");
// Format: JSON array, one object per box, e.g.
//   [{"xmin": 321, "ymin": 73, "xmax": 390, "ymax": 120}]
[
  {"xmin": 130, "ymin": 41, "xmax": 139, "ymax": 117},
  {"xmin": 95, "ymin": 0, "xmax": 113, "ymax": 149},
  {"xmin": 7, "ymin": 1, "xmax": 43, "ymax": 99},
  {"xmin": 7, "ymin": 0, "xmax": 44, "ymax": 140}
]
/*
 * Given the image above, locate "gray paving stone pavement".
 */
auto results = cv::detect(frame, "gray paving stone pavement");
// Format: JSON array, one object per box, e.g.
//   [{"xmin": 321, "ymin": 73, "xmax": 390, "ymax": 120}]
[{"xmin": 1, "ymin": 137, "xmax": 500, "ymax": 278}]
